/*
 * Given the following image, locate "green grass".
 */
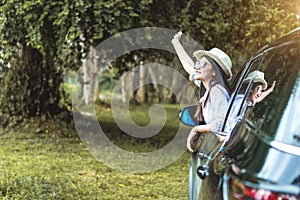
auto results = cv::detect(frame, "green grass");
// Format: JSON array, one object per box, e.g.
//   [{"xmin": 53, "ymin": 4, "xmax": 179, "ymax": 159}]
[
  {"xmin": 0, "ymin": 104, "xmax": 191, "ymax": 200},
  {"xmin": 96, "ymin": 103, "xmax": 187, "ymax": 152}
]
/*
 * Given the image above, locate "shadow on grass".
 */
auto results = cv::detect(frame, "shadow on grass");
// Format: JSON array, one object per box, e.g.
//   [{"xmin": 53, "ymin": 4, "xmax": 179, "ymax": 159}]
[{"xmin": 74, "ymin": 103, "xmax": 190, "ymax": 153}]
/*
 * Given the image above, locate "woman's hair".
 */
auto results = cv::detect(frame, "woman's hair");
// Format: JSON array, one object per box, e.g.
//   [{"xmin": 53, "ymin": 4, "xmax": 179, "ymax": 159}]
[
  {"xmin": 196, "ymin": 56, "xmax": 232, "ymax": 123},
  {"xmin": 198, "ymin": 56, "xmax": 232, "ymax": 106}
]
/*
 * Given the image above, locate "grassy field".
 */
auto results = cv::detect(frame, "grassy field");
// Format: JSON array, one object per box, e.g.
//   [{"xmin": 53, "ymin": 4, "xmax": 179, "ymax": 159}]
[{"xmin": 0, "ymin": 103, "xmax": 192, "ymax": 200}]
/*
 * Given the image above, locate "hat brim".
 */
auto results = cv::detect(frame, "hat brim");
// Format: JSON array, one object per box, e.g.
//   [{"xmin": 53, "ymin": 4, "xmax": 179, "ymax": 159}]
[
  {"xmin": 193, "ymin": 50, "xmax": 232, "ymax": 80},
  {"xmin": 244, "ymin": 78, "xmax": 268, "ymax": 90}
]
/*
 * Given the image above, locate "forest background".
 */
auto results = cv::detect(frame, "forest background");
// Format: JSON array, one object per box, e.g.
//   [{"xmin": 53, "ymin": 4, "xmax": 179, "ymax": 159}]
[{"xmin": 0, "ymin": 0, "xmax": 299, "ymax": 199}]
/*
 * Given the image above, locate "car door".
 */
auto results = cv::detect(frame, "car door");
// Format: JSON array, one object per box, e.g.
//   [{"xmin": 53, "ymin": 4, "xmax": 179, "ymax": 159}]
[{"xmin": 222, "ymin": 29, "xmax": 300, "ymax": 200}]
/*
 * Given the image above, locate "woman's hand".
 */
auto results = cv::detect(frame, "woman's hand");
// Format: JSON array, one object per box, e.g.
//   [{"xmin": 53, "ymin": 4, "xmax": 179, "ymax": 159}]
[
  {"xmin": 171, "ymin": 31, "xmax": 182, "ymax": 44},
  {"xmin": 187, "ymin": 126, "xmax": 198, "ymax": 152},
  {"xmin": 257, "ymin": 80, "xmax": 276, "ymax": 103},
  {"xmin": 269, "ymin": 81, "xmax": 276, "ymax": 91},
  {"xmin": 186, "ymin": 124, "xmax": 211, "ymax": 152},
  {"xmin": 171, "ymin": 30, "xmax": 195, "ymax": 75}
]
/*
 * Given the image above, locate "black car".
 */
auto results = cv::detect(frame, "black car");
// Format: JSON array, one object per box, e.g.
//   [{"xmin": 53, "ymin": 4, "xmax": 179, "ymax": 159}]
[{"xmin": 180, "ymin": 27, "xmax": 300, "ymax": 200}]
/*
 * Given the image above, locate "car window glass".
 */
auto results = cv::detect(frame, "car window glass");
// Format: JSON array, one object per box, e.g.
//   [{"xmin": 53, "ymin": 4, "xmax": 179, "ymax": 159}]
[{"xmin": 244, "ymin": 42, "xmax": 300, "ymax": 147}]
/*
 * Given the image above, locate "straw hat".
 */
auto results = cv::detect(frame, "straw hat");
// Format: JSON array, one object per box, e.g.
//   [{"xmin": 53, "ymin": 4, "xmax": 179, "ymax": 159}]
[
  {"xmin": 193, "ymin": 47, "xmax": 232, "ymax": 80},
  {"xmin": 244, "ymin": 70, "xmax": 268, "ymax": 90}
]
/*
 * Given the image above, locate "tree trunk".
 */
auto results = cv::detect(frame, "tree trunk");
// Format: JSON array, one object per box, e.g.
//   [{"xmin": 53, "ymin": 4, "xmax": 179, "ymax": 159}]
[
  {"xmin": 147, "ymin": 65, "xmax": 159, "ymax": 102},
  {"xmin": 82, "ymin": 48, "xmax": 99, "ymax": 105},
  {"xmin": 92, "ymin": 50, "xmax": 99, "ymax": 102},
  {"xmin": 82, "ymin": 57, "xmax": 91, "ymax": 104},
  {"xmin": 2, "ymin": 43, "xmax": 66, "ymax": 117},
  {"xmin": 136, "ymin": 61, "xmax": 146, "ymax": 102}
]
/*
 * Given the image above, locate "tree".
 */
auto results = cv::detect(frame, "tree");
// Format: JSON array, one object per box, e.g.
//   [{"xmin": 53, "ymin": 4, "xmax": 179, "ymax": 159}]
[
  {"xmin": 180, "ymin": 0, "xmax": 300, "ymax": 74},
  {"xmin": 0, "ymin": 0, "xmax": 299, "ymax": 125},
  {"xmin": 0, "ymin": 0, "xmax": 152, "ymax": 124}
]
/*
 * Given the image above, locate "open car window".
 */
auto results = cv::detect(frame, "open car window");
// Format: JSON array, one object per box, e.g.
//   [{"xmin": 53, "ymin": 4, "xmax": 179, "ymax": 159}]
[{"xmin": 223, "ymin": 57, "xmax": 262, "ymax": 134}]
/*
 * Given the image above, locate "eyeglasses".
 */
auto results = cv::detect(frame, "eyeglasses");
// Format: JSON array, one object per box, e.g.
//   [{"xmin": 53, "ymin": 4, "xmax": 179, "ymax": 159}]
[{"xmin": 194, "ymin": 58, "xmax": 210, "ymax": 69}]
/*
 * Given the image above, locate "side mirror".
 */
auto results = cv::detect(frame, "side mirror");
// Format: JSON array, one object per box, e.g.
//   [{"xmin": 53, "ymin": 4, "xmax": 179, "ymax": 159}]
[{"xmin": 179, "ymin": 104, "xmax": 198, "ymax": 126}]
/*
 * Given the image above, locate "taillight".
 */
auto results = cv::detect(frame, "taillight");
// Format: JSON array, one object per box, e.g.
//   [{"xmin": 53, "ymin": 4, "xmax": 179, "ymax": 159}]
[
  {"xmin": 231, "ymin": 177, "xmax": 298, "ymax": 200},
  {"xmin": 242, "ymin": 185, "xmax": 297, "ymax": 200}
]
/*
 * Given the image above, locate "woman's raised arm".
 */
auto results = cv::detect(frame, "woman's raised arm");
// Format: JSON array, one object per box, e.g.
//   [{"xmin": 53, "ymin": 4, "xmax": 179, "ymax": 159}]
[{"xmin": 171, "ymin": 31, "xmax": 195, "ymax": 75}]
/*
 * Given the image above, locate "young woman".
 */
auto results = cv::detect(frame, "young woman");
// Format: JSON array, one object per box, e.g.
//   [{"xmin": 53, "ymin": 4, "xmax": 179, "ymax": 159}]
[
  {"xmin": 172, "ymin": 31, "xmax": 233, "ymax": 200},
  {"xmin": 171, "ymin": 31, "xmax": 233, "ymax": 151}
]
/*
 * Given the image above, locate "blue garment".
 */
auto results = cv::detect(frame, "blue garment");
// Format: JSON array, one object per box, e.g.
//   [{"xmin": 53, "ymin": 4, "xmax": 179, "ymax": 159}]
[{"xmin": 181, "ymin": 109, "xmax": 196, "ymax": 126}]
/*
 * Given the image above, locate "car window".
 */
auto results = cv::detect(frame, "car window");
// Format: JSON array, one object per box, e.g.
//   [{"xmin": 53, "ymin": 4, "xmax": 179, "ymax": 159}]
[
  {"xmin": 223, "ymin": 57, "xmax": 260, "ymax": 134},
  {"xmin": 244, "ymin": 41, "xmax": 300, "ymax": 147}
]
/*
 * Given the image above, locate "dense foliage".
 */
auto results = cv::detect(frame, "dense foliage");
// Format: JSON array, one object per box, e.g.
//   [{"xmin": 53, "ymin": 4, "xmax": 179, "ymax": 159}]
[
  {"xmin": 152, "ymin": 0, "xmax": 300, "ymax": 71},
  {"xmin": 0, "ymin": 0, "xmax": 299, "ymax": 124},
  {"xmin": 0, "ymin": 0, "xmax": 152, "ymax": 124}
]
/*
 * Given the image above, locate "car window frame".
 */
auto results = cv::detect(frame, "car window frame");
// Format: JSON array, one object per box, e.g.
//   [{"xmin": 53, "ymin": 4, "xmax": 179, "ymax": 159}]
[{"xmin": 221, "ymin": 53, "xmax": 265, "ymax": 132}]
